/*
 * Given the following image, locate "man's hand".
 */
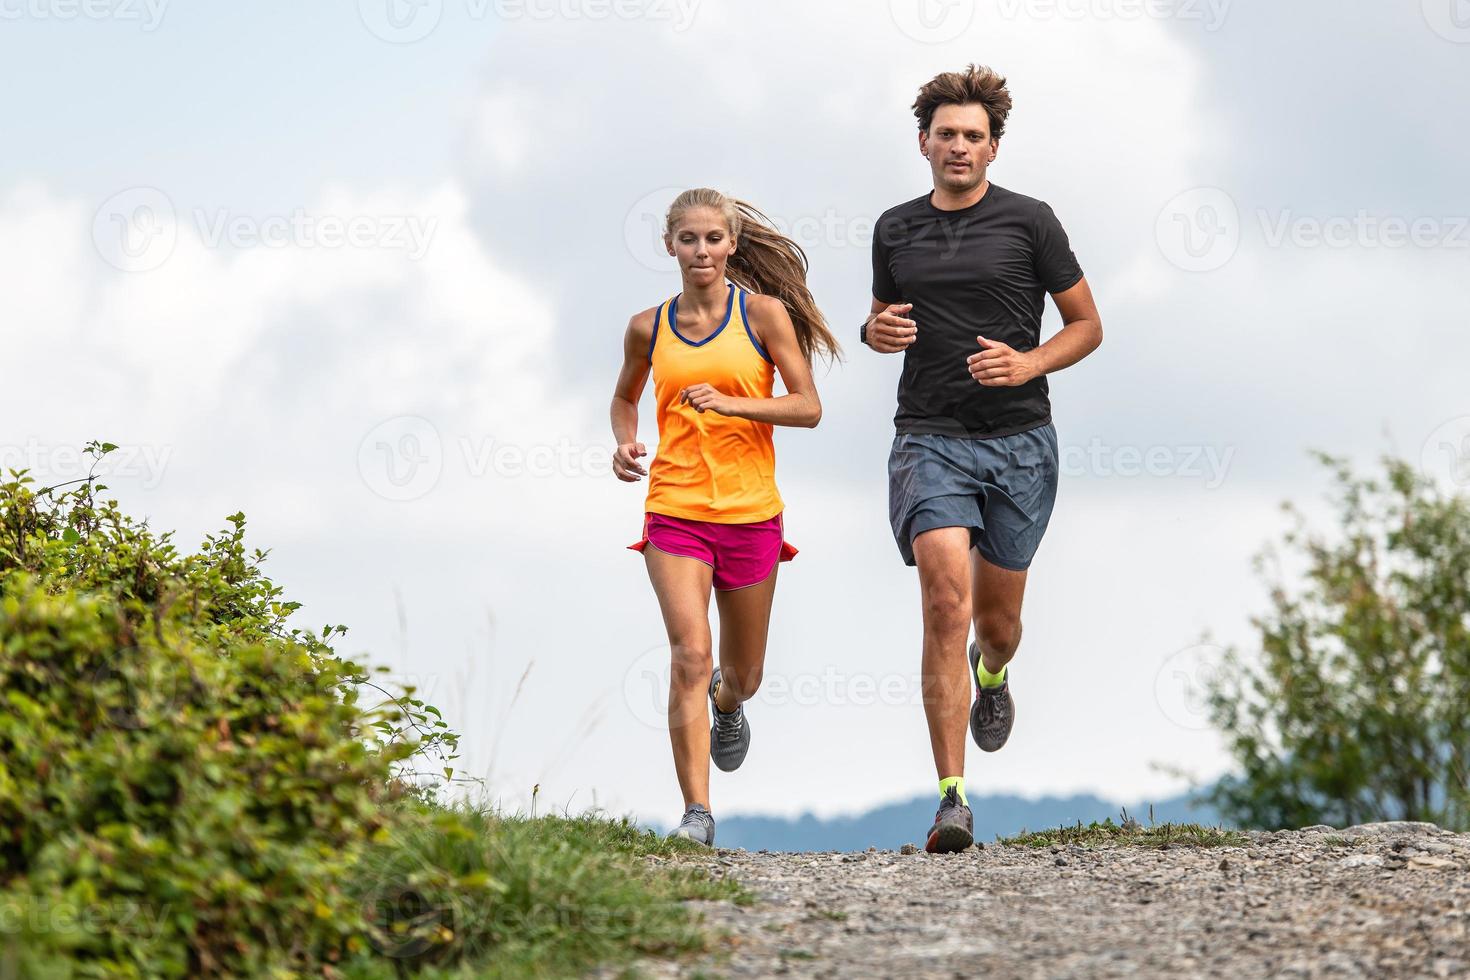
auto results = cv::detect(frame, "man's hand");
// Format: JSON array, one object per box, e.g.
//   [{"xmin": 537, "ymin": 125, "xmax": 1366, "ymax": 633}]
[
  {"xmin": 968, "ymin": 335, "xmax": 1041, "ymax": 387},
  {"xmin": 679, "ymin": 383, "xmax": 737, "ymax": 416},
  {"xmin": 613, "ymin": 441, "xmax": 648, "ymax": 481},
  {"xmin": 866, "ymin": 303, "xmax": 917, "ymax": 353}
]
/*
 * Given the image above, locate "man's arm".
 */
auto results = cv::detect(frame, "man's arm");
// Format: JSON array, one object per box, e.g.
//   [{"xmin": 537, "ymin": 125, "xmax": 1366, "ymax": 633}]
[
  {"xmin": 863, "ymin": 297, "xmax": 917, "ymax": 353},
  {"xmin": 967, "ymin": 277, "xmax": 1102, "ymax": 386}
]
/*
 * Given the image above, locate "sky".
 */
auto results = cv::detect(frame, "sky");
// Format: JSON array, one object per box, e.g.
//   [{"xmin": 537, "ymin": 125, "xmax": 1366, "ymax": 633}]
[{"xmin": 3, "ymin": 0, "xmax": 1468, "ymax": 828}]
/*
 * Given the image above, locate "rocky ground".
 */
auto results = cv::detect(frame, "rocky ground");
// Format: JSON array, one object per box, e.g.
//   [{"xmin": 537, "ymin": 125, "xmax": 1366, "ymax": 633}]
[{"xmin": 622, "ymin": 822, "xmax": 1470, "ymax": 979}]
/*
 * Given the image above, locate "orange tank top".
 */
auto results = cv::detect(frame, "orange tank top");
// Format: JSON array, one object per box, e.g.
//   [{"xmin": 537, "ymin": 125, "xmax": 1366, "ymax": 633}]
[{"xmin": 643, "ymin": 282, "xmax": 783, "ymax": 523}]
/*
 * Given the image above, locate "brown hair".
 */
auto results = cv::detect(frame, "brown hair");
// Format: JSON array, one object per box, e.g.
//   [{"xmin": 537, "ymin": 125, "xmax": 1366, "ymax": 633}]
[
  {"xmin": 664, "ymin": 188, "xmax": 841, "ymax": 366},
  {"xmin": 911, "ymin": 64, "xmax": 1013, "ymax": 140}
]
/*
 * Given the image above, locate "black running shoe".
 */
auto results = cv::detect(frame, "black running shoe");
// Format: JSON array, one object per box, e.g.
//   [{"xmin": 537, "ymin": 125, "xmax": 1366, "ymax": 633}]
[
  {"xmin": 709, "ymin": 667, "xmax": 751, "ymax": 772},
  {"xmin": 925, "ymin": 784, "xmax": 974, "ymax": 853},
  {"xmin": 968, "ymin": 641, "xmax": 1015, "ymax": 752}
]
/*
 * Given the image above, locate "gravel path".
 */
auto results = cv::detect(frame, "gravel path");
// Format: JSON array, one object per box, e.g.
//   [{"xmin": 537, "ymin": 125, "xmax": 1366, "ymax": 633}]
[{"xmin": 625, "ymin": 822, "xmax": 1470, "ymax": 979}]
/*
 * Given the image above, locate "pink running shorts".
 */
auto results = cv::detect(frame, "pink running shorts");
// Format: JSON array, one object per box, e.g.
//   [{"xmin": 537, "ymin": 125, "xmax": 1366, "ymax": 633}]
[{"xmin": 627, "ymin": 511, "xmax": 798, "ymax": 591}]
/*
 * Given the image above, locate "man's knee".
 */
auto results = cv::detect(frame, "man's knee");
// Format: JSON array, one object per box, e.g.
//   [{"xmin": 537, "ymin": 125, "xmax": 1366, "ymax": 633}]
[
  {"xmin": 921, "ymin": 580, "xmax": 971, "ymax": 635},
  {"xmin": 975, "ymin": 614, "xmax": 1022, "ymax": 657}
]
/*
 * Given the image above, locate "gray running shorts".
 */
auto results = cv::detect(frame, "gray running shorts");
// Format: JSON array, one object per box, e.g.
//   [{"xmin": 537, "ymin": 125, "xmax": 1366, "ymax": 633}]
[{"xmin": 886, "ymin": 423, "xmax": 1059, "ymax": 570}]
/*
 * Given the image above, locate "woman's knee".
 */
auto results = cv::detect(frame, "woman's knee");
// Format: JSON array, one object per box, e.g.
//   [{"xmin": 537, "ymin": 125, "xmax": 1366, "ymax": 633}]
[{"xmin": 668, "ymin": 637, "xmax": 712, "ymax": 688}]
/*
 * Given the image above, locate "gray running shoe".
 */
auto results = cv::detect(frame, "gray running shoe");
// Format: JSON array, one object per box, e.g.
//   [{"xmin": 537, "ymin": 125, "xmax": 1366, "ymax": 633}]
[
  {"xmin": 708, "ymin": 667, "xmax": 751, "ymax": 772},
  {"xmin": 968, "ymin": 641, "xmax": 1015, "ymax": 752},
  {"xmin": 669, "ymin": 803, "xmax": 715, "ymax": 847},
  {"xmin": 925, "ymin": 784, "xmax": 974, "ymax": 853}
]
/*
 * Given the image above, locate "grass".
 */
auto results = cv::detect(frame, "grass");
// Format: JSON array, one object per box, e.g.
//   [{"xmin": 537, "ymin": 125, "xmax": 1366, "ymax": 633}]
[
  {"xmin": 330, "ymin": 799, "xmax": 751, "ymax": 979},
  {"xmin": 998, "ymin": 808, "xmax": 1248, "ymax": 850}
]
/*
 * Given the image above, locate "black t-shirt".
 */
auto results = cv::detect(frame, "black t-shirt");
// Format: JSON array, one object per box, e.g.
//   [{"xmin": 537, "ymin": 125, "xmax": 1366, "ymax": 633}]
[{"xmin": 871, "ymin": 182, "xmax": 1083, "ymax": 438}]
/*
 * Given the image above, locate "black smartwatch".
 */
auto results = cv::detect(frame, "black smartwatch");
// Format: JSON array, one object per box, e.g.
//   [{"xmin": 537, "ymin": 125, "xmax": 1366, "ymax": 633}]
[{"xmin": 859, "ymin": 319, "xmax": 869, "ymax": 347}]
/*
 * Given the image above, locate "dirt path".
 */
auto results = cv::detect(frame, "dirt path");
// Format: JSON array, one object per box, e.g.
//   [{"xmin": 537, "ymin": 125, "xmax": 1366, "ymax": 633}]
[{"xmin": 627, "ymin": 822, "xmax": 1470, "ymax": 978}]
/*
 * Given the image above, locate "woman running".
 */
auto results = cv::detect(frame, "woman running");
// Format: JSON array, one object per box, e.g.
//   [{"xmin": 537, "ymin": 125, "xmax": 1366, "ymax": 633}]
[{"xmin": 610, "ymin": 188, "xmax": 839, "ymax": 846}]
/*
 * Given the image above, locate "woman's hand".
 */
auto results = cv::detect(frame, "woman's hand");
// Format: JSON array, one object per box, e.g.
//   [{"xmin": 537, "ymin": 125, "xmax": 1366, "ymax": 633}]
[
  {"xmin": 679, "ymin": 383, "xmax": 738, "ymax": 416},
  {"xmin": 613, "ymin": 441, "xmax": 648, "ymax": 481}
]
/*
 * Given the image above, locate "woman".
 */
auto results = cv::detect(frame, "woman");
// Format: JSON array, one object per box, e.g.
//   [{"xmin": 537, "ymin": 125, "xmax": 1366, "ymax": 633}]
[{"xmin": 610, "ymin": 188, "xmax": 839, "ymax": 846}]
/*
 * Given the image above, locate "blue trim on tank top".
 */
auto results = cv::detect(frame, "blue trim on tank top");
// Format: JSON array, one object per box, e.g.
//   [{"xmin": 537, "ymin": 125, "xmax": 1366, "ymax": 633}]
[
  {"xmin": 739, "ymin": 288, "xmax": 774, "ymax": 364},
  {"xmin": 668, "ymin": 282, "xmax": 735, "ymax": 348},
  {"xmin": 646, "ymin": 301, "xmax": 662, "ymax": 361}
]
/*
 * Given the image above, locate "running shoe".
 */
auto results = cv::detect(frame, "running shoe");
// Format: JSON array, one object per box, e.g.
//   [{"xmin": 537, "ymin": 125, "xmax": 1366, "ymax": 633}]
[
  {"xmin": 708, "ymin": 667, "xmax": 751, "ymax": 772},
  {"xmin": 925, "ymin": 784, "xmax": 974, "ymax": 853},
  {"xmin": 669, "ymin": 803, "xmax": 715, "ymax": 847},
  {"xmin": 968, "ymin": 640, "xmax": 1015, "ymax": 752}
]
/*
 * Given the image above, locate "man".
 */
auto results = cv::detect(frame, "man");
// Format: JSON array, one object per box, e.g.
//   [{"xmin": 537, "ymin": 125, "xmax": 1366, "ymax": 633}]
[{"xmin": 863, "ymin": 65, "xmax": 1103, "ymax": 853}]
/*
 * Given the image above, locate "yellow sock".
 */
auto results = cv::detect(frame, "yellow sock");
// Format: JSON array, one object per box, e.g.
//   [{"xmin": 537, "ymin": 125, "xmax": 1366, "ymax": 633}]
[
  {"xmin": 939, "ymin": 776, "xmax": 967, "ymax": 805},
  {"xmin": 977, "ymin": 659, "xmax": 1007, "ymax": 689}
]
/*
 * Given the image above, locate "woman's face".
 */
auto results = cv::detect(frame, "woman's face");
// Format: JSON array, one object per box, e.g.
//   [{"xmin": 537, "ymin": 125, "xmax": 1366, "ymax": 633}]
[{"xmin": 667, "ymin": 206, "xmax": 735, "ymax": 288}]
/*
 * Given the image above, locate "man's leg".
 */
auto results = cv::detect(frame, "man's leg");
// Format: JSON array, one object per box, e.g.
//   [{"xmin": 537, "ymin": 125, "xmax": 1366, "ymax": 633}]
[
  {"xmin": 913, "ymin": 526, "xmax": 974, "ymax": 784},
  {"xmin": 970, "ymin": 549, "xmax": 1027, "ymax": 676}
]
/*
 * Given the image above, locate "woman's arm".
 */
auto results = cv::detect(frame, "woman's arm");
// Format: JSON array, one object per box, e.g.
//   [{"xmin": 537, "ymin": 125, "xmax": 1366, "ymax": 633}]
[
  {"xmin": 678, "ymin": 294, "xmax": 822, "ymax": 428},
  {"xmin": 610, "ymin": 308, "xmax": 655, "ymax": 481}
]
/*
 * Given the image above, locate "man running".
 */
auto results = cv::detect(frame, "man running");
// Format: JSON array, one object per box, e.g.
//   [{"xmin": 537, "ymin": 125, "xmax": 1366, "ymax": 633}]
[{"xmin": 862, "ymin": 65, "xmax": 1103, "ymax": 853}]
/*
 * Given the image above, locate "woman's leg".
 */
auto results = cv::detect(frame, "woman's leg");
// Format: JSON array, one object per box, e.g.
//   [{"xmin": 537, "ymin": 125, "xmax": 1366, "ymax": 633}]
[
  {"xmin": 644, "ymin": 545, "xmax": 715, "ymax": 809},
  {"xmin": 712, "ymin": 563, "xmax": 778, "ymax": 712}
]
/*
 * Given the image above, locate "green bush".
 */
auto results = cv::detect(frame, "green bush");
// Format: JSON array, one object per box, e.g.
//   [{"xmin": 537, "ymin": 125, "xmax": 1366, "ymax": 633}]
[
  {"xmin": 1203, "ymin": 453, "xmax": 1470, "ymax": 830},
  {"xmin": 0, "ymin": 442, "xmax": 734, "ymax": 978},
  {"xmin": 0, "ymin": 443, "xmax": 454, "ymax": 976}
]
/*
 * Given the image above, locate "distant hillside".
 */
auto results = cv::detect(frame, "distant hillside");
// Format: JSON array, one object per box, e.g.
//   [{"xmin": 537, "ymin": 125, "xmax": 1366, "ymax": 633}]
[{"xmin": 706, "ymin": 789, "xmax": 1224, "ymax": 852}]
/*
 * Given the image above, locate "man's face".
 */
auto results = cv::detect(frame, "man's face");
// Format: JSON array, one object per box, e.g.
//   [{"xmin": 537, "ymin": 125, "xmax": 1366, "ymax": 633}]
[{"xmin": 920, "ymin": 103, "xmax": 997, "ymax": 193}]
